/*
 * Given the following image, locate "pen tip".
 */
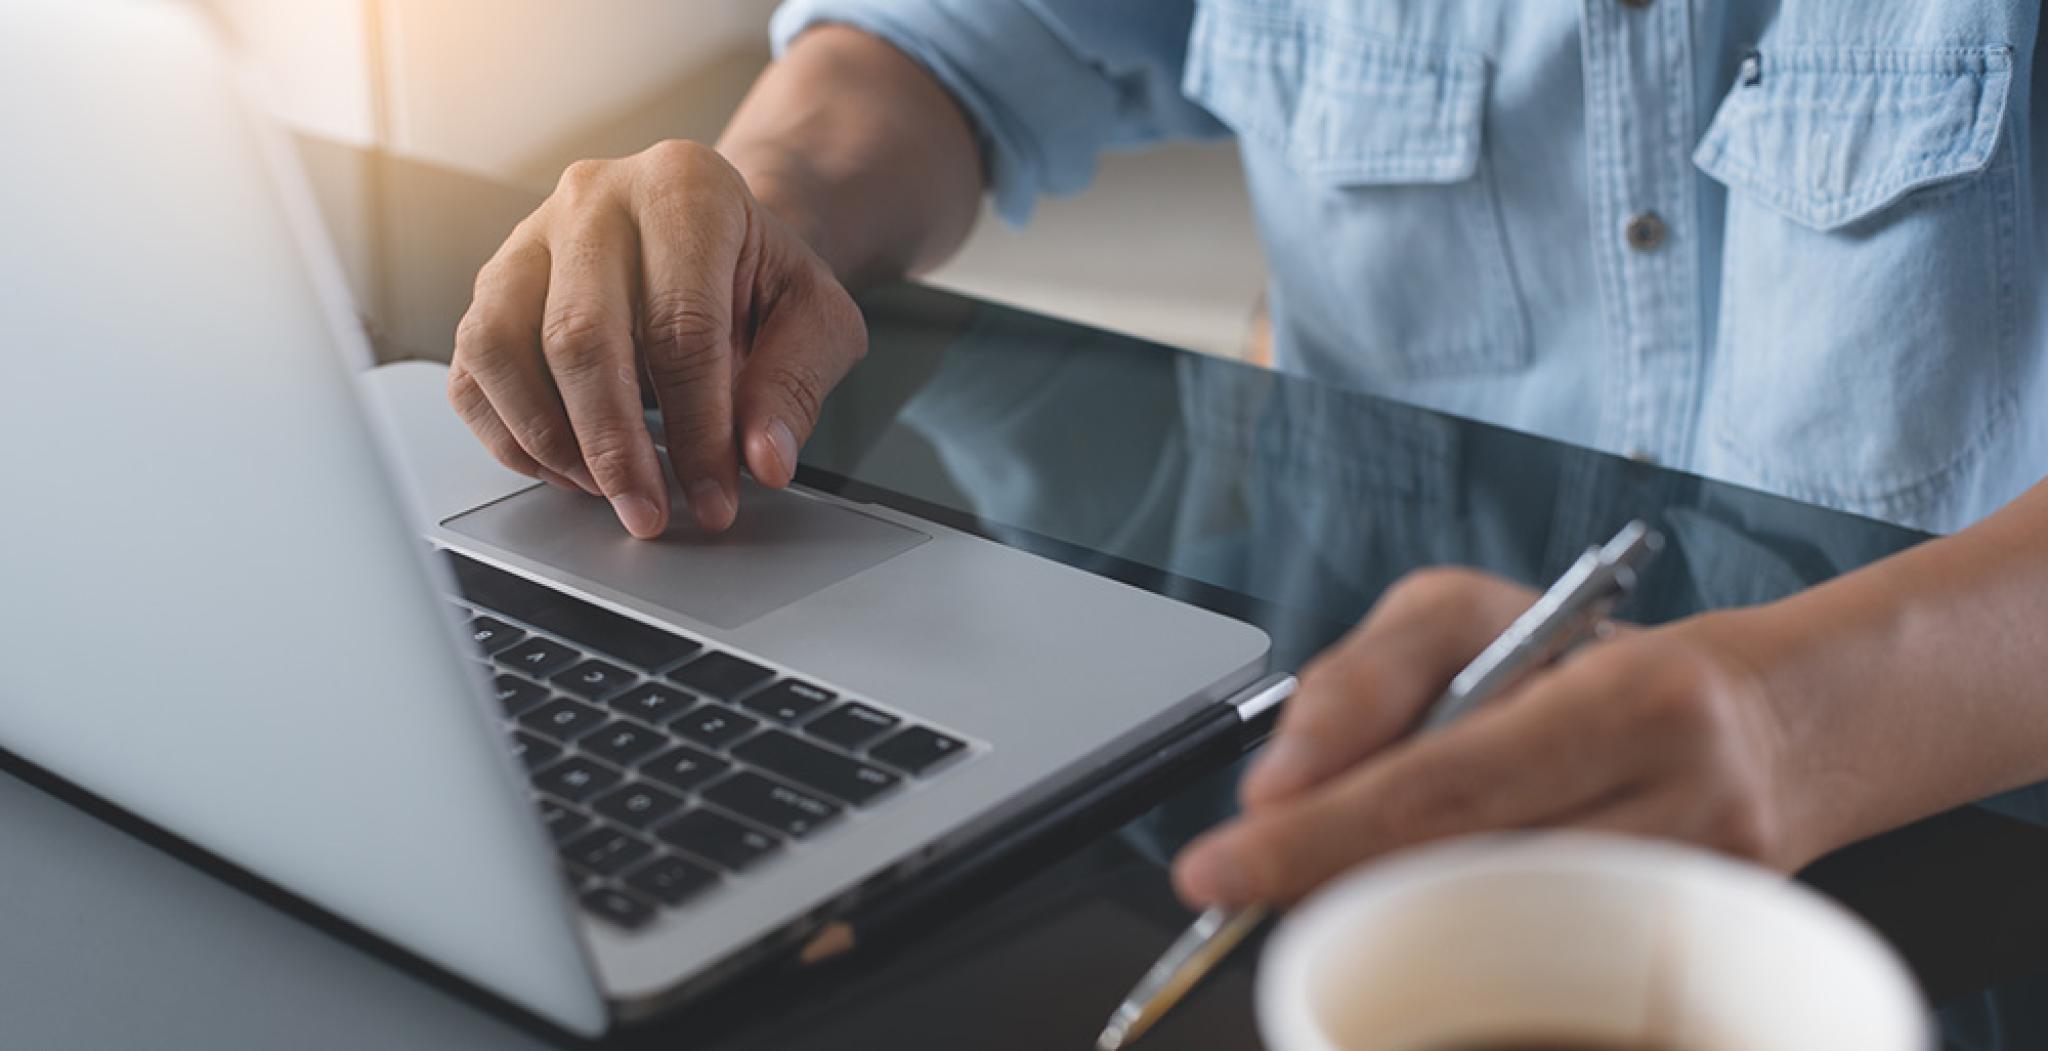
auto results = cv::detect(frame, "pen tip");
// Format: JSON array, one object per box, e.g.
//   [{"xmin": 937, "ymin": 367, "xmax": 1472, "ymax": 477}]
[{"xmin": 1095, "ymin": 1026, "xmax": 1126, "ymax": 1051}]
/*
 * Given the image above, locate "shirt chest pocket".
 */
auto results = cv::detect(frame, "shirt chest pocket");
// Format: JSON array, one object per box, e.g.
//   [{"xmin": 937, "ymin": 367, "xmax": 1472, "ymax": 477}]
[
  {"xmin": 1182, "ymin": 1, "xmax": 1529, "ymax": 381},
  {"xmin": 1693, "ymin": 45, "xmax": 2020, "ymax": 524}
]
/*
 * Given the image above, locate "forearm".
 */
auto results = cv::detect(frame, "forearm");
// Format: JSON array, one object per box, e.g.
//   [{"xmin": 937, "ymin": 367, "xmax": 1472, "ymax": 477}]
[
  {"xmin": 1699, "ymin": 480, "xmax": 2048, "ymax": 863},
  {"xmin": 716, "ymin": 25, "xmax": 985, "ymax": 289}
]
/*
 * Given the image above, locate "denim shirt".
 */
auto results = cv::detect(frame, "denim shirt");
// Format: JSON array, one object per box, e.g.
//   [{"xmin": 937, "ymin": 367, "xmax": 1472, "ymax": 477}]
[{"xmin": 770, "ymin": 0, "xmax": 2046, "ymax": 534}]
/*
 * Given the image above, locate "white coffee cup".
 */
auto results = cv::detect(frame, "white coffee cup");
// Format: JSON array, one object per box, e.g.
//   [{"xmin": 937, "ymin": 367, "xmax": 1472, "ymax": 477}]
[{"xmin": 1256, "ymin": 832, "xmax": 1927, "ymax": 1051}]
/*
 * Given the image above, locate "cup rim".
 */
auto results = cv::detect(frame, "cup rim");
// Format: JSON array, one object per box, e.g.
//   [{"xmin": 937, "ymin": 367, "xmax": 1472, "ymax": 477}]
[{"xmin": 1254, "ymin": 831, "xmax": 1927, "ymax": 1051}]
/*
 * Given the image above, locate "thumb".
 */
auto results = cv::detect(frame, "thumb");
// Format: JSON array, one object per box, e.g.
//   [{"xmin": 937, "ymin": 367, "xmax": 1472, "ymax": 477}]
[{"xmin": 733, "ymin": 274, "xmax": 867, "ymax": 488}]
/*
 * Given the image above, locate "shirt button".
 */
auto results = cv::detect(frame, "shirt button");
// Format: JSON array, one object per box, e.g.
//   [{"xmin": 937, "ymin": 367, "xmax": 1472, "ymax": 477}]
[
  {"xmin": 1625, "ymin": 212, "xmax": 1667, "ymax": 252},
  {"xmin": 1627, "ymin": 448, "xmax": 1658, "ymax": 465}
]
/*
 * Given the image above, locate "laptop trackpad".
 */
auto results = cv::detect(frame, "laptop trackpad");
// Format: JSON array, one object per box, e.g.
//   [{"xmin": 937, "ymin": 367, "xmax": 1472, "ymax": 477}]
[{"xmin": 441, "ymin": 479, "xmax": 929, "ymax": 631}]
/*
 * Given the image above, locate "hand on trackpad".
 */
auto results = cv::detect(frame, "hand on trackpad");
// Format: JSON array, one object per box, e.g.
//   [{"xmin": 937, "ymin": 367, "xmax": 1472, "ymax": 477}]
[{"xmin": 442, "ymin": 479, "xmax": 929, "ymax": 630}]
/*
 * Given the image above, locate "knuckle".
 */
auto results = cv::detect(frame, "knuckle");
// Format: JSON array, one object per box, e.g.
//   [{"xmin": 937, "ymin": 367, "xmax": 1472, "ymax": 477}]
[
  {"xmin": 646, "ymin": 348, "xmax": 723, "ymax": 402},
  {"xmin": 760, "ymin": 360, "xmax": 828, "ymax": 427},
  {"xmin": 664, "ymin": 411, "xmax": 734, "ymax": 464},
  {"xmin": 1639, "ymin": 681, "xmax": 1719, "ymax": 742},
  {"xmin": 1709, "ymin": 793, "xmax": 1777, "ymax": 861},
  {"xmin": 554, "ymin": 157, "xmax": 610, "ymax": 197},
  {"xmin": 453, "ymin": 307, "xmax": 521, "ymax": 363},
  {"xmin": 480, "ymin": 436, "xmax": 535, "ymax": 475},
  {"xmin": 445, "ymin": 366, "xmax": 489, "ymax": 418},
  {"xmin": 1292, "ymin": 659, "xmax": 1341, "ymax": 704},
  {"xmin": 578, "ymin": 433, "xmax": 644, "ymax": 489},
  {"xmin": 642, "ymin": 288, "xmax": 729, "ymax": 354},
  {"xmin": 640, "ymin": 137, "xmax": 718, "ymax": 173},
  {"xmin": 540, "ymin": 309, "xmax": 628, "ymax": 376},
  {"xmin": 1623, "ymin": 649, "xmax": 1719, "ymax": 738},
  {"xmin": 514, "ymin": 416, "xmax": 581, "ymax": 469},
  {"xmin": 1234, "ymin": 837, "xmax": 1291, "ymax": 900},
  {"xmin": 636, "ymin": 141, "xmax": 746, "ymax": 214},
  {"xmin": 1386, "ymin": 566, "xmax": 1492, "ymax": 618},
  {"xmin": 1294, "ymin": 657, "xmax": 1391, "ymax": 726},
  {"xmin": 823, "ymin": 284, "xmax": 869, "ymax": 361},
  {"xmin": 1401, "ymin": 565, "xmax": 1485, "ymax": 593}
]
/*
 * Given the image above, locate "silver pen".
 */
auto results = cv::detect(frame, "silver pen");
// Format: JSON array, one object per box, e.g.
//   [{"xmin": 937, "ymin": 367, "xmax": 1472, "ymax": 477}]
[{"xmin": 1095, "ymin": 520, "xmax": 1665, "ymax": 1050}]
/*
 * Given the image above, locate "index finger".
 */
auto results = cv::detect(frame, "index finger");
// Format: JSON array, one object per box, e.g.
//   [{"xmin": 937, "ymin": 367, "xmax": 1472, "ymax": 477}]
[{"xmin": 1178, "ymin": 642, "xmax": 1656, "ymax": 907}]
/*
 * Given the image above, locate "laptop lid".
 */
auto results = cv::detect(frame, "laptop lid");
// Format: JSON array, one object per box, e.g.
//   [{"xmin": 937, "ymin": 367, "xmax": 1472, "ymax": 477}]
[{"xmin": 0, "ymin": 1, "xmax": 605, "ymax": 1035}]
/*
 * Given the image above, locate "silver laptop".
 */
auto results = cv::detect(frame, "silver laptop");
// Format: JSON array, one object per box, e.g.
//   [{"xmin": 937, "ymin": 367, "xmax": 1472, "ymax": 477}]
[{"xmin": 0, "ymin": 2, "xmax": 1272, "ymax": 1035}]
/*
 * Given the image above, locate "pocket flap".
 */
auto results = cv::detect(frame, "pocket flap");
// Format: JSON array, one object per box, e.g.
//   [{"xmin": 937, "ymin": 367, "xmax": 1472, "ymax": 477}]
[
  {"xmin": 1183, "ymin": 2, "xmax": 1489, "ymax": 185},
  {"xmin": 1693, "ymin": 46, "xmax": 2013, "ymax": 232}
]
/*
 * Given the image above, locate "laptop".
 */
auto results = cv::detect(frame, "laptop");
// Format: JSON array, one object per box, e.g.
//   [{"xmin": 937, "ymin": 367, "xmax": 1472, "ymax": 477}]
[{"xmin": 0, "ymin": 1, "xmax": 1273, "ymax": 1036}]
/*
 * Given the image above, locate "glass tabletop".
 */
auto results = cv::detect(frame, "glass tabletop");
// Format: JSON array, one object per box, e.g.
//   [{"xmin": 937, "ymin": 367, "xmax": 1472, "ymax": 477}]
[{"xmin": 299, "ymin": 135, "xmax": 2048, "ymax": 1049}]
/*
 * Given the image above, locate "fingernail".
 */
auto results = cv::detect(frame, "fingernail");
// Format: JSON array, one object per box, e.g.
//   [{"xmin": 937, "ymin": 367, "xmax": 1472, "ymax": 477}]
[
  {"xmin": 766, "ymin": 418, "xmax": 800, "ymax": 480},
  {"xmin": 1245, "ymin": 739, "xmax": 1317, "ymax": 801},
  {"xmin": 687, "ymin": 479, "xmax": 735, "ymax": 530},
  {"xmin": 565, "ymin": 463, "xmax": 600, "ymax": 495},
  {"xmin": 610, "ymin": 492, "xmax": 663, "ymax": 538},
  {"xmin": 1182, "ymin": 845, "xmax": 1253, "ymax": 907}
]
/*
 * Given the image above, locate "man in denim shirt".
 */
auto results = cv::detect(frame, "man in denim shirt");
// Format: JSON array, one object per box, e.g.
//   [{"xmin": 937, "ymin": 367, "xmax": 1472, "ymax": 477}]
[{"xmin": 445, "ymin": 0, "xmax": 2048, "ymax": 942}]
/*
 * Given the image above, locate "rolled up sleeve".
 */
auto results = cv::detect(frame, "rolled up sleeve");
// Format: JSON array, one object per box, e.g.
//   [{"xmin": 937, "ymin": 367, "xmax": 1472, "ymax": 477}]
[{"xmin": 770, "ymin": 0, "xmax": 1225, "ymax": 225}]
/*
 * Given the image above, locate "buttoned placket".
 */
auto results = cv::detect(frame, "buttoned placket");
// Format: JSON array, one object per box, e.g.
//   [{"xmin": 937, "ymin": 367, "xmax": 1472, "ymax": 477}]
[{"xmin": 1579, "ymin": 0, "xmax": 1707, "ymax": 466}]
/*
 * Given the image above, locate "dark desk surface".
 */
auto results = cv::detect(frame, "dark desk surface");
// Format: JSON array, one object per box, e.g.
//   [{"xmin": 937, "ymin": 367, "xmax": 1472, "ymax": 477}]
[{"xmin": 5, "ymin": 136, "xmax": 2046, "ymax": 1050}]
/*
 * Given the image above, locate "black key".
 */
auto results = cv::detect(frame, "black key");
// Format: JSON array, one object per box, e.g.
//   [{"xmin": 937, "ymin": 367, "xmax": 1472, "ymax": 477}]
[
  {"xmin": 672, "ymin": 704, "xmax": 759, "ymax": 749},
  {"xmin": 560, "ymin": 827, "xmax": 654, "ymax": 876},
  {"xmin": 592, "ymin": 783, "xmax": 685, "ymax": 829},
  {"xmin": 466, "ymin": 615, "xmax": 527, "ymax": 655},
  {"xmin": 739, "ymin": 679, "xmax": 836, "ymax": 724},
  {"xmin": 581, "ymin": 887, "xmax": 655, "ymax": 930},
  {"xmin": 609, "ymin": 682, "xmax": 694, "ymax": 725},
  {"xmin": 551, "ymin": 658, "xmax": 635, "ymax": 700},
  {"xmin": 733, "ymin": 731, "xmax": 900, "ymax": 806},
  {"xmin": 498, "ymin": 637, "xmax": 582, "ymax": 678},
  {"xmin": 668, "ymin": 652, "xmax": 776, "ymax": 699},
  {"xmin": 445, "ymin": 552, "xmax": 704, "ymax": 670},
  {"xmin": 531, "ymin": 757, "xmax": 621, "ymax": 801},
  {"xmin": 519, "ymin": 698, "xmax": 608, "ymax": 742},
  {"xmin": 869, "ymin": 726, "xmax": 968, "ymax": 776},
  {"xmin": 656, "ymin": 808, "xmax": 781, "ymax": 871},
  {"xmin": 702, "ymin": 771, "xmax": 840, "ymax": 838},
  {"xmin": 641, "ymin": 745, "xmax": 731, "ymax": 794},
  {"xmin": 624, "ymin": 855, "xmax": 718, "ymax": 907},
  {"xmin": 492, "ymin": 674, "xmax": 551, "ymax": 717},
  {"xmin": 508, "ymin": 730, "xmax": 561, "ymax": 771},
  {"xmin": 804, "ymin": 703, "xmax": 901, "ymax": 750},
  {"xmin": 534, "ymin": 797, "xmax": 590, "ymax": 843},
  {"xmin": 580, "ymin": 720, "xmax": 666, "ymax": 768}
]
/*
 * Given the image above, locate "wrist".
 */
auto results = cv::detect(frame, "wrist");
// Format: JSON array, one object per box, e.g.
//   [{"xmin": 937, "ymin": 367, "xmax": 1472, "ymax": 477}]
[
  {"xmin": 718, "ymin": 141, "xmax": 843, "ymax": 276},
  {"xmin": 1671, "ymin": 605, "xmax": 1853, "ymax": 869}
]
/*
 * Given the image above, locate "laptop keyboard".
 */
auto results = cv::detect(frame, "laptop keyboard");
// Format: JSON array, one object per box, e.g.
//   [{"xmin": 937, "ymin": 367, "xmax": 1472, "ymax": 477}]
[{"xmin": 441, "ymin": 551, "xmax": 974, "ymax": 932}]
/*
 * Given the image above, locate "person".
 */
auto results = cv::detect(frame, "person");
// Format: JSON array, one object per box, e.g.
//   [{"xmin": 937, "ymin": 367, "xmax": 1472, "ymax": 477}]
[{"xmin": 444, "ymin": 1, "xmax": 2048, "ymax": 912}]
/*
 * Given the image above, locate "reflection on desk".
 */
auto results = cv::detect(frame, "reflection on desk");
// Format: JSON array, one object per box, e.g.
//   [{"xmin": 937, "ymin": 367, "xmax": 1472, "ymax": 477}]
[{"xmin": 9, "ymin": 135, "xmax": 2044, "ymax": 1051}]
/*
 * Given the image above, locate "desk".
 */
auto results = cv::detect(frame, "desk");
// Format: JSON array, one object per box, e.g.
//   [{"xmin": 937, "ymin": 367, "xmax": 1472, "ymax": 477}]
[{"xmin": 4, "ymin": 137, "xmax": 2046, "ymax": 1049}]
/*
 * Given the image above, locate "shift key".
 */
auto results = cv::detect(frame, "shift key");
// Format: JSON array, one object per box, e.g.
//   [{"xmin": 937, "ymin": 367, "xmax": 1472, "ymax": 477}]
[
  {"xmin": 702, "ymin": 771, "xmax": 840, "ymax": 838},
  {"xmin": 733, "ymin": 731, "xmax": 899, "ymax": 806}
]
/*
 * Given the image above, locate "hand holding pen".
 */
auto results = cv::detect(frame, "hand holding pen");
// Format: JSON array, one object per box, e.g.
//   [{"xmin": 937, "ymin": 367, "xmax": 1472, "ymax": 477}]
[{"xmin": 1100, "ymin": 521, "xmax": 1667, "ymax": 1048}]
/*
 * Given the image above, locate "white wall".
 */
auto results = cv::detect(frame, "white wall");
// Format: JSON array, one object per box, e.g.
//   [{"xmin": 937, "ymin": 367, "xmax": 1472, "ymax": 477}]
[
  {"xmin": 199, "ymin": 0, "xmax": 377, "ymax": 145},
  {"xmin": 201, "ymin": 0, "xmax": 775, "ymax": 178},
  {"xmin": 378, "ymin": 0, "xmax": 774, "ymax": 178}
]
